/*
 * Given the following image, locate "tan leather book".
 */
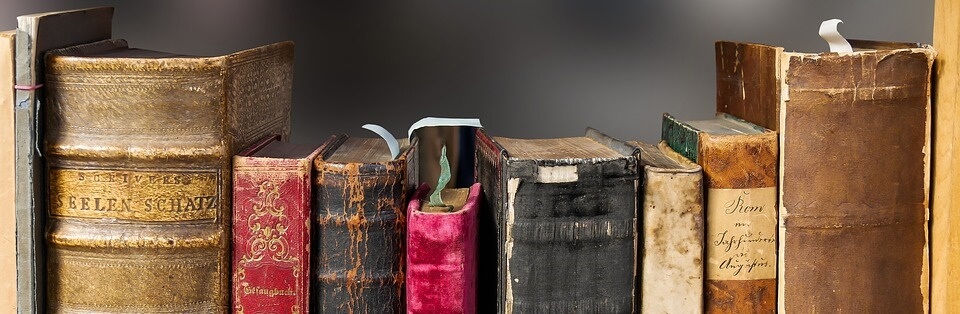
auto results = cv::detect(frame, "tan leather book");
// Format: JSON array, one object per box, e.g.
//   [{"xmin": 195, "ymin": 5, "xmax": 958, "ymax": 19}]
[
  {"xmin": 0, "ymin": 30, "xmax": 16, "ymax": 314},
  {"xmin": 43, "ymin": 39, "xmax": 293, "ymax": 313},
  {"xmin": 633, "ymin": 141, "xmax": 704, "ymax": 314},
  {"xmin": 932, "ymin": 2, "xmax": 960, "ymax": 312},
  {"xmin": 662, "ymin": 112, "xmax": 778, "ymax": 314},
  {"xmin": 715, "ymin": 40, "xmax": 934, "ymax": 313}
]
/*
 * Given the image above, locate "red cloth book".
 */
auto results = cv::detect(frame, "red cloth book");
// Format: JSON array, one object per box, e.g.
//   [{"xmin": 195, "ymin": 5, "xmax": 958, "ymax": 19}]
[
  {"xmin": 406, "ymin": 182, "xmax": 481, "ymax": 314},
  {"xmin": 232, "ymin": 136, "xmax": 322, "ymax": 313}
]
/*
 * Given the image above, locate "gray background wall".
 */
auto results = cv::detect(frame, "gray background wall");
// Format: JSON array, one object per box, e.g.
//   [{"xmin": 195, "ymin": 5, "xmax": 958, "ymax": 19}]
[{"xmin": 0, "ymin": 1, "xmax": 934, "ymax": 144}]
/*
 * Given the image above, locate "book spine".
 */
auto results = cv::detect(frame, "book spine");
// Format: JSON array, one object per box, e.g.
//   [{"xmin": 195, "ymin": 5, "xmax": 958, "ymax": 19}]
[
  {"xmin": 43, "ymin": 56, "xmax": 232, "ymax": 313},
  {"xmin": 406, "ymin": 183, "xmax": 481, "ymax": 314},
  {"xmin": 501, "ymin": 158, "xmax": 638, "ymax": 313},
  {"xmin": 313, "ymin": 154, "xmax": 413, "ymax": 313},
  {"xmin": 639, "ymin": 146, "xmax": 704, "ymax": 314},
  {"xmin": 663, "ymin": 115, "xmax": 778, "ymax": 313},
  {"xmin": 0, "ymin": 30, "xmax": 15, "ymax": 313},
  {"xmin": 474, "ymin": 129, "xmax": 506, "ymax": 314},
  {"xmin": 779, "ymin": 47, "xmax": 933, "ymax": 313},
  {"xmin": 232, "ymin": 153, "xmax": 313, "ymax": 313},
  {"xmin": 715, "ymin": 41, "xmax": 782, "ymax": 131}
]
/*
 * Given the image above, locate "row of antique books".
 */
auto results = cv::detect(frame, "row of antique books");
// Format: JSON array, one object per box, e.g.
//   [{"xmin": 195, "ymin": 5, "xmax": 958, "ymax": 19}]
[{"xmin": 0, "ymin": 6, "xmax": 941, "ymax": 314}]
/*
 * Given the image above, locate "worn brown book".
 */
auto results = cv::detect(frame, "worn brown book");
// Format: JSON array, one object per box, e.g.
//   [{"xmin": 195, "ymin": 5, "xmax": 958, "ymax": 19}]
[
  {"xmin": 312, "ymin": 135, "xmax": 417, "ymax": 313},
  {"xmin": 475, "ymin": 128, "xmax": 638, "ymax": 313},
  {"xmin": 716, "ymin": 40, "xmax": 934, "ymax": 312},
  {"xmin": 632, "ymin": 141, "xmax": 704, "ymax": 314},
  {"xmin": 662, "ymin": 113, "xmax": 778, "ymax": 313},
  {"xmin": 44, "ymin": 39, "xmax": 293, "ymax": 312}
]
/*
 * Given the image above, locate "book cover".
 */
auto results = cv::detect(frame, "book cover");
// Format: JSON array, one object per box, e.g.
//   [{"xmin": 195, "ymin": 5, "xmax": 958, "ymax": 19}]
[
  {"xmin": 406, "ymin": 182, "xmax": 481, "ymax": 314},
  {"xmin": 475, "ymin": 127, "xmax": 638, "ymax": 313},
  {"xmin": 632, "ymin": 141, "xmax": 704, "ymax": 314},
  {"xmin": 233, "ymin": 136, "xmax": 322, "ymax": 314},
  {"xmin": 14, "ymin": 8, "xmax": 113, "ymax": 313},
  {"xmin": 715, "ymin": 40, "xmax": 934, "ymax": 313},
  {"xmin": 662, "ymin": 112, "xmax": 778, "ymax": 314},
  {"xmin": 933, "ymin": 2, "xmax": 960, "ymax": 312},
  {"xmin": 313, "ymin": 135, "xmax": 417, "ymax": 313},
  {"xmin": 0, "ymin": 29, "xmax": 16, "ymax": 313},
  {"xmin": 43, "ymin": 38, "xmax": 293, "ymax": 312}
]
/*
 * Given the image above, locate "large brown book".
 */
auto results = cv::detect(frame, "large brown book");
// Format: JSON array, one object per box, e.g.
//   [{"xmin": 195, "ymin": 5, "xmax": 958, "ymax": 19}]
[
  {"xmin": 233, "ymin": 136, "xmax": 321, "ymax": 313},
  {"xmin": 15, "ymin": 8, "xmax": 114, "ymax": 313},
  {"xmin": 43, "ymin": 39, "xmax": 293, "ymax": 312},
  {"xmin": 716, "ymin": 40, "xmax": 934, "ymax": 312},
  {"xmin": 0, "ymin": 30, "xmax": 16, "ymax": 313},
  {"xmin": 475, "ymin": 128, "xmax": 638, "ymax": 313},
  {"xmin": 312, "ymin": 135, "xmax": 417, "ymax": 313},
  {"xmin": 662, "ymin": 113, "xmax": 778, "ymax": 313},
  {"xmin": 632, "ymin": 141, "xmax": 704, "ymax": 314}
]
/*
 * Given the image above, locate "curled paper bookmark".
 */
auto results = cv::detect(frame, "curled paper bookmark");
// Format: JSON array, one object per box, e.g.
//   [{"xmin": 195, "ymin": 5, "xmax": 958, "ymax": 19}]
[
  {"xmin": 407, "ymin": 117, "xmax": 483, "ymax": 141},
  {"xmin": 819, "ymin": 19, "xmax": 853, "ymax": 53},
  {"xmin": 362, "ymin": 124, "xmax": 400, "ymax": 159}
]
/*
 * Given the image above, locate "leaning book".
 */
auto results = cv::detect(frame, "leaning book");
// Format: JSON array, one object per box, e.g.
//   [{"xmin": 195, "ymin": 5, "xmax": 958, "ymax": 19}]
[{"xmin": 43, "ymin": 38, "xmax": 293, "ymax": 312}]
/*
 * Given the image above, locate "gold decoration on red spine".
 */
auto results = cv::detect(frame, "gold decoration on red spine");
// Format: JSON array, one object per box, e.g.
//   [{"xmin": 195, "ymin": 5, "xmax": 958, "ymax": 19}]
[{"xmin": 241, "ymin": 180, "xmax": 297, "ymax": 265}]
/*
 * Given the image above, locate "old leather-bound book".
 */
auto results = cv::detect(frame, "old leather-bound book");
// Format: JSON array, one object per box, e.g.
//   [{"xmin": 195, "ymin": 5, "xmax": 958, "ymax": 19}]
[
  {"xmin": 662, "ymin": 112, "xmax": 777, "ymax": 313},
  {"xmin": 0, "ymin": 30, "xmax": 16, "ymax": 313},
  {"xmin": 15, "ymin": 8, "xmax": 114, "ymax": 313},
  {"xmin": 233, "ymin": 136, "xmax": 322, "ymax": 313},
  {"xmin": 715, "ymin": 40, "xmax": 934, "ymax": 313},
  {"xmin": 44, "ymin": 39, "xmax": 293, "ymax": 312},
  {"xmin": 631, "ymin": 141, "xmax": 704, "ymax": 314},
  {"xmin": 475, "ymin": 128, "xmax": 638, "ymax": 313},
  {"xmin": 313, "ymin": 135, "xmax": 417, "ymax": 313},
  {"xmin": 406, "ymin": 182, "xmax": 481, "ymax": 314}
]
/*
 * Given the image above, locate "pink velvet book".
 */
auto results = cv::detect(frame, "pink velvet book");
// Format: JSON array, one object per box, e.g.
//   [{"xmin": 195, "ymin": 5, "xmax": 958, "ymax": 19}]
[{"xmin": 406, "ymin": 183, "xmax": 481, "ymax": 314}]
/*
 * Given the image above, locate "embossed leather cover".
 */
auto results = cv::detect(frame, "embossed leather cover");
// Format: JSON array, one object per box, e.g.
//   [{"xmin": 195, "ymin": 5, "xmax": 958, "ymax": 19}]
[
  {"xmin": 662, "ymin": 113, "xmax": 778, "ymax": 314},
  {"xmin": 43, "ymin": 39, "xmax": 293, "ymax": 313},
  {"xmin": 233, "ymin": 136, "xmax": 322, "ymax": 314},
  {"xmin": 313, "ymin": 135, "xmax": 417, "ymax": 313},
  {"xmin": 715, "ymin": 40, "xmax": 934, "ymax": 313},
  {"xmin": 475, "ymin": 128, "xmax": 638, "ymax": 313},
  {"xmin": 633, "ymin": 141, "xmax": 704, "ymax": 314},
  {"xmin": 406, "ymin": 183, "xmax": 480, "ymax": 314}
]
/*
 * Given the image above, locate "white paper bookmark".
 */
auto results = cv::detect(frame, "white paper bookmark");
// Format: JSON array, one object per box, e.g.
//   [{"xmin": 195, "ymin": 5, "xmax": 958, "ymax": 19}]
[
  {"xmin": 819, "ymin": 19, "xmax": 853, "ymax": 53},
  {"xmin": 407, "ymin": 117, "xmax": 483, "ymax": 140},
  {"xmin": 361, "ymin": 124, "xmax": 400, "ymax": 159}
]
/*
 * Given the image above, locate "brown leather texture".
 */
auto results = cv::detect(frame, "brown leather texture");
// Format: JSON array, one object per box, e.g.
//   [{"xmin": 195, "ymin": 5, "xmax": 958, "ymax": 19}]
[
  {"xmin": 781, "ymin": 47, "xmax": 933, "ymax": 313},
  {"xmin": 43, "ymin": 39, "xmax": 293, "ymax": 313},
  {"xmin": 715, "ymin": 41, "xmax": 783, "ymax": 131},
  {"xmin": 698, "ymin": 131, "xmax": 777, "ymax": 314}
]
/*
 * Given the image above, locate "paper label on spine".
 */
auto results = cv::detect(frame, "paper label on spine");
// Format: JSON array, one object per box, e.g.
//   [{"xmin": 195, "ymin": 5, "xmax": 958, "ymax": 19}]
[
  {"xmin": 706, "ymin": 187, "xmax": 777, "ymax": 280},
  {"xmin": 48, "ymin": 168, "xmax": 220, "ymax": 221}
]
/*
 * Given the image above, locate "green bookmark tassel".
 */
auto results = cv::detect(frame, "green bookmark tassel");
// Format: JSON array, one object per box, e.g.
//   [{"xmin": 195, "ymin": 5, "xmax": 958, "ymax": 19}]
[{"xmin": 429, "ymin": 145, "xmax": 451, "ymax": 207}]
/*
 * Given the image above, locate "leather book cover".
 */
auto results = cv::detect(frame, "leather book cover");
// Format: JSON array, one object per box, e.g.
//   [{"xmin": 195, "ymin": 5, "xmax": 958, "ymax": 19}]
[
  {"xmin": 312, "ymin": 135, "xmax": 418, "ymax": 313},
  {"xmin": 715, "ymin": 39, "xmax": 934, "ymax": 313},
  {"xmin": 662, "ymin": 113, "xmax": 778, "ymax": 314},
  {"xmin": 632, "ymin": 141, "xmax": 704, "ymax": 314},
  {"xmin": 14, "ymin": 8, "xmax": 114, "ymax": 313},
  {"xmin": 475, "ymin": 128, "xmax": 638, "ymax": 313},
  {"xmin": 43, "ymin": 38, "xmax": 293, "ymax": 313},
  {"xmin": 0, "ymin": 30, "xmax": 16, "ymax": 313},
  {"xmin": 406, "ymin": 182, "xmax": 481, "ymax": 314},
  {"xmin": 233, "ymin": 136, "xmax": 322, "ymax": 314}
]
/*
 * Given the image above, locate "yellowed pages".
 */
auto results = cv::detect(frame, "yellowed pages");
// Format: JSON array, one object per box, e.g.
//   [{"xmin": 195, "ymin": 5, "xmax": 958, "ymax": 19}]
[{"xmin": 0, "ymin": 30, "xmax": 16, "ymax": 313}]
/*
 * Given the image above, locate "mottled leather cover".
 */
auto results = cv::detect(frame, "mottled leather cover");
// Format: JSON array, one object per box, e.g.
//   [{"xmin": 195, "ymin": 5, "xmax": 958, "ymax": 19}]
[
  {"xmin": 633, "ymin": 141, "xmax": 704, "ymax": 314},
  {"xmin": 662, "ymin": 113, "xmax": 778, "ymax": 314},
  {"xmin": 715, "ymin": 41, "xmax": 783, "ymax": 131},
  {"xmin": 43, "ymin": 39, "xmax": 293, "ymax": 313},
  {"xmin": 233, "ymin": 136, "xmax": 321, "ymax": 314},
  {"xmin": 779, "ymin": 44, "xmax": 933, "ymax": 313},
  {"xmin": 475, "ymin": 128, "xmax": 638, "ymax": 313},
  {"xmin": 312, "ymin": 135, "xmax": 417, "ymax": 313},
  {"xmin": 406, "ymin": 183, "xmax": 480, "ymax": 314}
]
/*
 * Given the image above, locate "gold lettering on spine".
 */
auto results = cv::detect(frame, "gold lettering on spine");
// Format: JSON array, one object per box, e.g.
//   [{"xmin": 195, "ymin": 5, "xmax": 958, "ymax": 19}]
[
  {"xmin": 706, "ymin": 187, "xmax": 777, "ymax": 280},
  {"xmin": 48, "ymin": 168, "xmax": 220, "ymax": 221}
]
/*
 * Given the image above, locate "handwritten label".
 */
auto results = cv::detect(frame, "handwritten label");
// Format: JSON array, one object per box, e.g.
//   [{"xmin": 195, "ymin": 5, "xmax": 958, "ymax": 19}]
[
  {"xmin": 48, "ymin": 168, "xmax": 220, "ymax": 221},
  {"xmin": 706, "ymin": 187, "xmax": 777, "ymax": 280}
]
